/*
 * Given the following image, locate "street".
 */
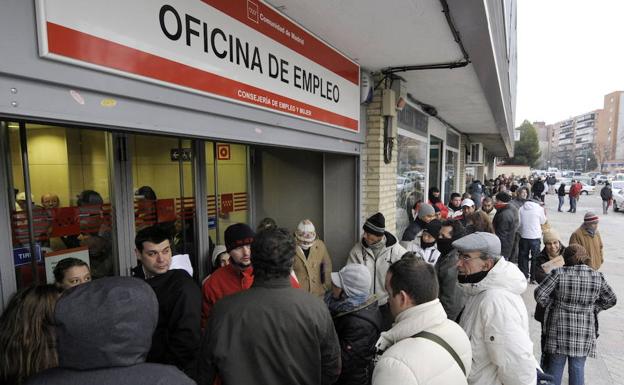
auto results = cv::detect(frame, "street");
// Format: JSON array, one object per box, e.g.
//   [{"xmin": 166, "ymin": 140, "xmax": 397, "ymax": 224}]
[{"xmin": 523, "ymin": 192, "xmax": 624, "ymax": 384}]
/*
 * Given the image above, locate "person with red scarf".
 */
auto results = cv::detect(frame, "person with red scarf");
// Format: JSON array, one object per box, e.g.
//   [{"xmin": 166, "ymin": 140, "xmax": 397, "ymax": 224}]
[{"xmin": 427, "ymin": 187, "xmax": 448, "ymax": 219}]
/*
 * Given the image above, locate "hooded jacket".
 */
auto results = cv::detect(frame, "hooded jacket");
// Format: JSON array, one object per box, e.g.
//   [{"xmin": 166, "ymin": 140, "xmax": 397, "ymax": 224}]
[
  {"xmin": 600, "ymin": 185, "xmax": 613, "ymax": 201},
  {"xmin": 518, "ymin": 200, "xmax": 546, "ymax": 239},
  {"xmin": 492, "ymin": 203, "xmax": 519, "ymax": 259},
  {"xmin": 459, "ymin": 259, "xmax": 537, "ymax": 385},
  {"xmin": 332, "ymin": 298, "xmax": 382, "ymax": 385},
  {"xmin": 348, "ymin": 232, "xmax": 406, "ymax": 305},
  {"xmin": 373, "ymin": 299, "xmax": 472, "ymax": 385},
  {"xmin": 25, "ymin": 277, "xmax": 195, "ymax": 385}
]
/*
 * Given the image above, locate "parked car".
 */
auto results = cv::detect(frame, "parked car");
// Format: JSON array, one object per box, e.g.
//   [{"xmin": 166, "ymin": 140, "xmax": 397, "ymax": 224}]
[
  {"xmin": 609, "ymin": 181, "xmax": 624, "ymax": 195},
  {"xmin": 596, "ymin": 175, "xmax": 609, "ymax": 184},
  {"xmin": 397, "ymin": 176, "xmax": 414, "ymax": 204},
  {"xmin": 612, "ymin": 188, "xmax": 624, "ymax": 212}
]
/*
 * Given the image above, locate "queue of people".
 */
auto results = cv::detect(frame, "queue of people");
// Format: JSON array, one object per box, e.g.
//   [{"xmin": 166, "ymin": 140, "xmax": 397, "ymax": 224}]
[{"xmin": 0, "ymin": 175, "xmax": 618, "ymax": 385}]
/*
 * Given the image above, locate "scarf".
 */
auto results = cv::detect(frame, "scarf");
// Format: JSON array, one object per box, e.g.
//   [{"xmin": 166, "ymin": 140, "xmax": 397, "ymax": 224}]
[
  {"xmin": 368, "ymin": 235, "xmax": 387, "ymax": 257},
  {"xmin": 324, "ymin": 291, "xmax": 369, "ymax": 315},
  {"xmin": 458, "ymin": 270, "xmax": 489, "ymax": 284}
]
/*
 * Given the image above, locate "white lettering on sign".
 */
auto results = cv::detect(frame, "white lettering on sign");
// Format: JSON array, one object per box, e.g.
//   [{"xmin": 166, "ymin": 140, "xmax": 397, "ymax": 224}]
[{"xmin": 35, "ymin": 0, "xmax": 359, "ymax": 132}]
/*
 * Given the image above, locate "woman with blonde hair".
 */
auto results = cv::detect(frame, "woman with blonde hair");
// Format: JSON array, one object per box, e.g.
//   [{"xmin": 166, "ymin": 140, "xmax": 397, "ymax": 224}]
[{"xmin": 0, "ymin": 285, "xmax": 61, "ymax": 385}]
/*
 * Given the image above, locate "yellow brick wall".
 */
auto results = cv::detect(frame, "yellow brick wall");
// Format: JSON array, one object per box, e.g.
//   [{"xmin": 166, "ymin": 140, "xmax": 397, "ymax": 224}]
[{"xmin": 360, "ymin": 86, "xmax": 399, "ymax": 235}]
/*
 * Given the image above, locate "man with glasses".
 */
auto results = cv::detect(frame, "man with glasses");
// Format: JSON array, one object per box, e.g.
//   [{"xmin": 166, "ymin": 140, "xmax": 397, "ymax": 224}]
[
  {"xmin": 453, "ymin": 232, "xmax": 538, "ymax": 385},
  {"xmin": 133, "ymin": 225, "xmax": 201, "ymax": 375}
]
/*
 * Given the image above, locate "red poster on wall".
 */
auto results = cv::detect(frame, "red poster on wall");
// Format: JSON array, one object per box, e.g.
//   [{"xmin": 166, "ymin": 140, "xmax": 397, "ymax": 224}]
[
  {"xmin": 156, "ymin": 199, "xmax": 176, "ymax": 223},
  {"xmin": 221, "ymin": 194, "xmax": 234, "ymax": 214}
]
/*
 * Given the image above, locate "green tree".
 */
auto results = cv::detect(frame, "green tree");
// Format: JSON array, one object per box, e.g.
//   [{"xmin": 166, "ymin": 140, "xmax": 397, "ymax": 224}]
[{"xmin": 505, "ymin": 120, "xmax": 541, "ymax": 167}]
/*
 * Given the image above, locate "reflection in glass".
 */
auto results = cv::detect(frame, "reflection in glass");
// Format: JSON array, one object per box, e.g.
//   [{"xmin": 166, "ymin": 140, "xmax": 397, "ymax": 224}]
[
  {"xmin": 7, "ymin": 123, "xmax": 115, "ymax": 288},
  {"xmin": 396, "ymin": 135, "xmax": 427, "ymax": 239},
  {"xmin": 444, "ymin": 150, "xmax": 458, "ymax": 203}
]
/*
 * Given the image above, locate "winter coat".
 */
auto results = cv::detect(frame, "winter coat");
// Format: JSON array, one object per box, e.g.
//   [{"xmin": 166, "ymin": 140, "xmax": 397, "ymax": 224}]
[
  {"xmin": 201, "ymin": 264, "xmax": 300, "ymax": 327},
  {"xmin": 480, "ymin": 207, "xmax": 497, "ymax": 222},
  {"xmin": 569, "ymin": 183, "xmax": 582, "ymax": 198},
  {"xmin": 518, "ymin": 201, "xmax": 546, "ymax": 239},
  {"xmin": 25, "ymin": 277, "xmax": 195, "ymax": 385},
  {"xmin": 533, "ymin": 243, "xmax": 565, "ymax": 323},
  {"xmin": 531, "ymin": 181, "xmax": 545, "ymax": 197},
  {"xmin": 348, "ymin": 232, "xmax": 406, "ymax": 305},
  {"xmin": 534, "ymin": 243, "xmax": 566, "ymax": 284},
  {"xmin": 400, "ymin": 217, "xmax": 427, "ymax": 243},
  {"xmin": 293, "ymin": 239, "xmax": 332, "ymax": 296},
  {"xmin": 459, "ymin": 258, "xmax": 537, "ymax": 385},
  {"xmin": 196, "ymin": 276, "xmax": 341, "ymax": 385},
  {"xmin": 405, "ymin": 243, "xmax": 441, "ymax": 265},
  {"xmin": 373, "ymin": 299, "xmax": 472, "ymax": 385},
  {"xmin": 435, "ymin": 249, "xmax": 466, "ymax": 322},
  {"xmin": 469, "ymin": 181, "xmax": 483, "ymax": 208},
  {"xmin": 557, "ymin": 184, "xmax": 566, "ymax": 196},
  {"xmin": 569, "ymin": 227, "xmax": 604, "ymax": 270},
  {"xmin": 492, "ymin": 204, "xmax": 519, "ymax": 260},
  {"xmin": 141, "ymin": 269, "xmax": 202, "ymax": 374},
  {"xmin": 332, "ymin": 298, "xmax": 382, "ymax": 385},
  {"xmin": 535, "ymin": 265, "xmax": 617, "ymax": 357},
  {"xmin": 600, "ymin": 186, "xmax": 613, "ymax": 201}
]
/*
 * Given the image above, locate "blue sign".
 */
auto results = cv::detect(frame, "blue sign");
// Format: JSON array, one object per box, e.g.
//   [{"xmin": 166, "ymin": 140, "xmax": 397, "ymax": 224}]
[
  {"xmin": 208, "ymin": 217, "xmax": 216, "ymax": 229},
  {"xmin": 13, "ymin": 245, "xmax": 42, "ymax": 267}
]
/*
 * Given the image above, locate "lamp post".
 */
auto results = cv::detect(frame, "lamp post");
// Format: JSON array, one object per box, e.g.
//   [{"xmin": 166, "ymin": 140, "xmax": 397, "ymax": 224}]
[{"xmin": 585, "ymin": 157, "xmax": 590, "ymax": 172}]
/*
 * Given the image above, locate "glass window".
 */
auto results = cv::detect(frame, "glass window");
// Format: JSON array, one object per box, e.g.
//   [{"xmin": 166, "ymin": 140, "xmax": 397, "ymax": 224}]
[
  {"xmin": 396, "ymin": 134, "xmax": 427, "ymax": 239},
  {"xmin": 6, "ymin": 122, "xmax": 115, "ymax": 288},
  {"xmin": 444, "ymin": 150, "xmax": 458, "ymax": 203},
  {"xmin": 130, "ymin": 135, "xmax": 196, "ymax": 270},
  {"xmin": 205, "ymin": 142, "xmax": 249, "ymax": 270}
]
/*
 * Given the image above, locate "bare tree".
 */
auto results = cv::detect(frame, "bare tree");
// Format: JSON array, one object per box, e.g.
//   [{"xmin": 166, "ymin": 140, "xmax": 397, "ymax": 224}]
[{"xmin": 594, "ymin": 143, "xmax": 611, "ymax": 173}]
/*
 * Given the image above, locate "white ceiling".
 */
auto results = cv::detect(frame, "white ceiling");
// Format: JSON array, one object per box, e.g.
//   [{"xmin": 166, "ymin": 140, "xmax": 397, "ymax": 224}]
[{"xmin": 265, "ymin": 0, "xmax": 505, "ymax": 145}]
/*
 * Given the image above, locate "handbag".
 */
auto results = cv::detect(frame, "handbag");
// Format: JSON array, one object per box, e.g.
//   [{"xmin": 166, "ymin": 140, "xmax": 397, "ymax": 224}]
[{"xmin": 411, "ymin": 331, "xmax": 466, "ymax": 376}]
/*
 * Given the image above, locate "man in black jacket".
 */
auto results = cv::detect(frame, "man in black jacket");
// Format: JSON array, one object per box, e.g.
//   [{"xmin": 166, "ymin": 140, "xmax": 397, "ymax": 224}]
[
  {"xmin": 436, "ymin": 219, "xmax": 467, "ymax": 321},
  {"xmin": 325, "ymin": 264, "xmax": 382, "ymax": 385},
  {"xmin": 492, "ymin": 192, "xmax": 520, "ymax": 261},
  {"xmin": 600, "ymin": 182, "xmax": 613, "ymax": 214},
  {"xmin": 197, "ymin": 227, "xmax": 341, "ymax": 385},
  {"xmin": 132, "ymin": 226, "xmax": 201, "ymax": 375}
]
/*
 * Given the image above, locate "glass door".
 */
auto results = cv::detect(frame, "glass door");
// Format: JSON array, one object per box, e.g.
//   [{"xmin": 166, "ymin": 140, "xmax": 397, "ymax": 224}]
[
  {"xmin": 4, "ymin": 121, "xmax": 116, "ymax": 288},
  {"xmin": 129, "ymin": 134, "xmax": 197, "ymax": 274}
]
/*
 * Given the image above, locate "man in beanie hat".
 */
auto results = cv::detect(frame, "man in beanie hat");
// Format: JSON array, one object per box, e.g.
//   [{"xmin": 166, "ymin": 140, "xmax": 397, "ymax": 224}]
[
  {"xmin": 349, "ymin": 212, "xmax": 406, "ymax": 331},
  {"xmin": 293, "ymin": 219, "xmax": 332, "ymax": 297},
  {"xmin": 492, "ymin": 192, "xmax": 519, "ymax": 261},
  {"xmin": 201, "ymin": 223, "xmax": 299, "ymax": 327},
  {"xmin": 453, "ymin": 232, "xmax": 538, "ymax": 385},
  {"xmin": 401, "ymin": 203, "xmax": 436, "ymax": 247},
  {"xmin": 568, "ymin": 212, "xmax": 604, "ymax": 270},
  {"xmin": 405, "ymin": 219, "xmax": 442, "ymax": 266},
  {"xmin": 197, "ymin": 227, "xmax": 340, "ymax": 385},
  {"xmin": 325, "ymin": 264, "xmax": 382, "ymax": 385}
]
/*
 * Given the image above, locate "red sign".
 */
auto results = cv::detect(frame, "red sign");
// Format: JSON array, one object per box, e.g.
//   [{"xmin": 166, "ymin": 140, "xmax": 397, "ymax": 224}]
[
  {"xmin": 221, "ymin": 194, "xmax": 234, "ymax": 214},
  {"xmin": 156, "ymin": 199, "xmax": 177, "ymax": 223},
  {"xmin": 217, "ymin": 144, "xmax": 231, "ymax": 160}
]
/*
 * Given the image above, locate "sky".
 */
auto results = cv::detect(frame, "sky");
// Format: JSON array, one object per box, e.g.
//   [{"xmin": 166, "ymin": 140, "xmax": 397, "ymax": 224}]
[{"xmin": 515, "ymin": 0, "xmax": 624, "ymax": 126}]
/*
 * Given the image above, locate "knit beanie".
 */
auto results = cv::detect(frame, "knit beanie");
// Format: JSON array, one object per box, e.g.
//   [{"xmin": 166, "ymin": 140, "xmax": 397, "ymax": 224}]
[
  {"xmin": 224, "ymin": 223, "xmax": 255, "ymax": 252},
  {"xmin": 417, "ymin": 203, "xmax": 435, "ymax": 220},
  {"xmin": 331, "ymin": 264, "xmax": 371, "ymax": 298},
  {"xmin": 495, "ymin": 192, "xmax": 511, "ymax": 203},
  {"xmin": 295, "ymin": 219, "xmax": 317, "ymax": 250},
  {"xmin": 584, "ymin": 211, "xmax": 599, "ymax": 224},
  {"xmin": 363, "ymin": 212, "xmax": 385, "ymax": 236},
  {"xmin": 542, "ymin": 230, "xmax": 560, "ymax": 244},
  {"xmin": 423, "ymin": 219, "xmax": 442, "ymax": 239}
]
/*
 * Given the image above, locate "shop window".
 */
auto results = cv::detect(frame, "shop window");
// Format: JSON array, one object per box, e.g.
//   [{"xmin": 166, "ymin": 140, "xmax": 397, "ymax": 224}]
[
  {"xmin": 130, "ymin": 135, "xmax": 196, "ymax": 271},
  {"xmin": 396, "ymin": 134, "xmax": 427, "ymax": 239},
  {"xmin": 444, "ymin": 150, "xmax": 458, "ymax": 203},
  {"xmin": 205, "ymin": 142, "xmax": 249, "ymax": 268},
  {"xmin": 6, "ymin": 122, "xmax": 115, "ymax": 288}
]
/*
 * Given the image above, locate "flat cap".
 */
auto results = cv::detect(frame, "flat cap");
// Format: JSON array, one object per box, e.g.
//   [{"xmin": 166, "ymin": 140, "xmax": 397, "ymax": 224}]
[{"xmin": 452, "ymin": 232, "xmax": 501, "ymax": 257}]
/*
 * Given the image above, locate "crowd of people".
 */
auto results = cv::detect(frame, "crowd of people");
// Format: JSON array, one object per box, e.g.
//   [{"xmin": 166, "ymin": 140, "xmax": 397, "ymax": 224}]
[{"xmin": 0, "ymin": 174, "xmax": 618, "ymax": 385}]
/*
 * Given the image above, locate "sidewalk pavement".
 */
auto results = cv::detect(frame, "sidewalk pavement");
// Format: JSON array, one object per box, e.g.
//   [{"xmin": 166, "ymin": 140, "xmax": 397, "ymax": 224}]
[{"xmin": 522, "ymin": 193, "xmax": 623, "ymax": 385}]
